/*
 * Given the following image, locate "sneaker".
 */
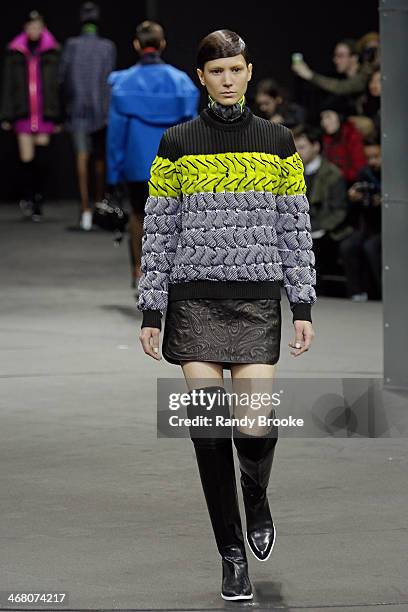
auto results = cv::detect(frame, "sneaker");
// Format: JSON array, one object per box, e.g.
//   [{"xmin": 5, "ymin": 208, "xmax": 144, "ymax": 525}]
[
  {"xmin": 351, "ymin": 292, "xmax": 368, "ymax": 302},
  {"xmin": 19, "ymin": 200, "xmax": 33, "ymax": 218},
  {"xmin": 80, "ymin": 210, "xmax": 93, "ymax": 231}
]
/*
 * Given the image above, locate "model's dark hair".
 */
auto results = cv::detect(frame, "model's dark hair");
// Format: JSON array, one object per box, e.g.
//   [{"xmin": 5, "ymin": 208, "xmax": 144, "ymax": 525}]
[
  {"xmin": 135, "ymin": 20, "xmax": 164, "ymax": 49},
  {"xmin": 25, "ymin": 10, "xmax": 44, "ymax": 24},
  {"xmin": 197, "ymin": 29, "xmax": 250, "ymax": 70},
  {"xmin": 336, "ymin": 38, "xmax": 358, "ymax": 57},
  {"xmin": 292, "ymin": 124, "xmax": 322, "ymax": 145},
  {"xmin": 80, "ymin": 1, "xmax": 100, "ymax": 25}
]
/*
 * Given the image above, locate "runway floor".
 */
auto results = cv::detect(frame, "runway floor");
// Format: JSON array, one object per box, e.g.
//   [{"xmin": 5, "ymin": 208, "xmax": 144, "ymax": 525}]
[{"xmin": 0, "ymin": 201, "xmax": 407, "ymax": 611}]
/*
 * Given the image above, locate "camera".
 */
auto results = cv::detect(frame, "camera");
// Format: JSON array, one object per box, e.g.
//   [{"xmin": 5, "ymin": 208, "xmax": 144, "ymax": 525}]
[
  {"xmin": 353, "ymin": 181, "xmax": 380, "ymax": 207},
  {"xmin": 361, "ymin": 46, "xmax": 378, "ymax": 65}
]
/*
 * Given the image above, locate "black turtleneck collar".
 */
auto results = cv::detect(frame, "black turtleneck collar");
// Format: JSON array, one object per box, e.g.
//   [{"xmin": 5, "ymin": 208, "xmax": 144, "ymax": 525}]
[
  {"xmin": 201, "ymin": 104, "xmax": 253, "ymax": 131},
  {"xmin": 200, "ymin": 94, "xmax": 253, "ymax": 131},
  {"xmin": 207, "ymin": 94, "xmax": 246, "ymax": 122}
]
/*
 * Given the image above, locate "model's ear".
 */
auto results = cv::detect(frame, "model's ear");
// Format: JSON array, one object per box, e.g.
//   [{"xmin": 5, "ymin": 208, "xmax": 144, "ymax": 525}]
[
  {"xmin": 133, "ymin": 39, "xmax": 141, "ymax": 53},
  {"xmin": 160, "ymin": 39, "xmax": 166, "ymax": 52},
  {"xmin": 196, "ymin": 68, "xmax": 205, "ymax": 86},
  {"xmin": 247, "ymin": 63, "xmax": 253, "ymax": 82}
]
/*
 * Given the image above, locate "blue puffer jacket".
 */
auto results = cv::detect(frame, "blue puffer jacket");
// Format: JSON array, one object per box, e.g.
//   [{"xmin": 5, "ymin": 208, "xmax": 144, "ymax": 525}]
[{"xmin": 106, "ymin": 57, "xmax": 200, "ymax": 184}]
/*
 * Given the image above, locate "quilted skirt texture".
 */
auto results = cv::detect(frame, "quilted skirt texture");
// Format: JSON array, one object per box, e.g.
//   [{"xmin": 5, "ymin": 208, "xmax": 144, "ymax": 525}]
[{"xmin": 162, "ymin": 298, "xmax": 281, "ymax": 368}]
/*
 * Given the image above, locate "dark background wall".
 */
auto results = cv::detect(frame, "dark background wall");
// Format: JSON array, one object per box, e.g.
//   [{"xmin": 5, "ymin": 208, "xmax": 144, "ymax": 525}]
[{"xmin": 0, "ymin": 0, "xmax": 378, "ymax": 201}]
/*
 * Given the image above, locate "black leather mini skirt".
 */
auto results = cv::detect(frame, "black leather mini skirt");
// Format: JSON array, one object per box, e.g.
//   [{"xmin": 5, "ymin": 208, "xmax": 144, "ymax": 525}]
[{"xmin": 162, "ymin": 298, "xmax": 281, "ymax": 368}]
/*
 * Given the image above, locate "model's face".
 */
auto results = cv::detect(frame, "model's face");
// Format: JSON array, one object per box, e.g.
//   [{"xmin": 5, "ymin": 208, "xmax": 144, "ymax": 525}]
[
  {"xmin": 365, "ymin": 145, "xmax": 381, "ymax": 171},
  {"xmin": 255, "ymin": 93, "xmax": 281, "ymax": 119},
  {"xmin": 320, "ymin": 110, "xmax": 341, "ymax": 135},
  {"xmin": 294, "ymin": 135, "xmax": 320, "ymax": 165},
  {"xmin": 369, "ymin": 71, "xmax": 381, "ymax": 97},
  {"xmin": 25, "ymin": 20, "xmax": 44, "ymax": 41},
  {"xmin": 197, "ymin": 54, "xmax": 252, "ymax": 106},
  {"xmin": 333, "ymin": 43, "xmax": 353, "ymax": 74}
]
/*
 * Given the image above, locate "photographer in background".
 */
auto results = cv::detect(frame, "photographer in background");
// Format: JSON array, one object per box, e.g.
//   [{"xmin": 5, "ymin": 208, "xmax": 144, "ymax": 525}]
[
  {"xmin": 339, "ymin": 138, "xmax": 382, "ymax": 301},
  {"xmin": 291, "ymin": 34, "xmax": 379, "ymax": 115}
]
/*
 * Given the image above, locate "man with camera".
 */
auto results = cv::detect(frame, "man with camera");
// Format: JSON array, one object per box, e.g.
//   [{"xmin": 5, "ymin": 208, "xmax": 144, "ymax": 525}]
[
  {"xmin": 291, "ymin": 35, "xmax": 379, "ymax": 96},
  {"xmin": 339, "ymin": 138, "xmax": 382, "ymax": 301}
]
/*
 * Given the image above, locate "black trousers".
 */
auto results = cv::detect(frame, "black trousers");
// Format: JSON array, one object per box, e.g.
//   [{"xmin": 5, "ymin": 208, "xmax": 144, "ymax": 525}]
[
  {"xmin": 312, "ymin": 233, "xmax": 341, "ymax": 294},
  {"xmin": 339, "ymin": 230, "xmax": 382, "ymax": 297},
  {"xmin": 127, "ymin": 181, "xmax": 149, "ymax": 214}
]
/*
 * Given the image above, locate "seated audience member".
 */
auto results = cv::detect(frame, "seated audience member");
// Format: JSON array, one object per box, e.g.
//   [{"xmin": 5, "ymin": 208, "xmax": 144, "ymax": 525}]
[
  {"xmin": 320, "ymin": 96, "xmax": 367, "ymax": 185},
  {"xmin": 293, "ymin": 124, "xmax": 348, "ymax": 293},
  {"xmin": 339, "ymin": 138, "xmax": 382, "ymax": 301},
  {"xmin": 348, "ymin": 115, "xmax": 376, "ymax": 141},
  {"xmin": 291, "ymin": 38, "xmax": 378, "ymax": 114},
  {"xmin": 356, "ymin": 68, "xmax": 381, "ymax": 140},
  {"xmin": 255, "ymin": 78, "xmax": 306, "ymax": 128},
  {"xmin": 356, "ymin": 31, "xmax": 380, "ymax": 68}
]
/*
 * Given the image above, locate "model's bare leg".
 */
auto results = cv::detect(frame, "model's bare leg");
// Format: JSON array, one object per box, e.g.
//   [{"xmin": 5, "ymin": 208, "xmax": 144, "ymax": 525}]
[
  {"xmin": 230, "ymin": 362, "xmax": 279, "ymax": 562},
  {"xmin": 76, "ymin": 152, "xmax": 90, "ymax": 213},
  {"xmin": 17, "ymin": 133, "xmax": 35, "ymax": 162},
  {"xmin": 33, "ymin": 133, "xmax": 50, "ymax": 147},
  {"xmin": 230, "ymin": 363, "xmax": 278, "ymax": 435},
  {"xmin": 180, "ymin": 360, "xmax": 224, "ymax": 390}
]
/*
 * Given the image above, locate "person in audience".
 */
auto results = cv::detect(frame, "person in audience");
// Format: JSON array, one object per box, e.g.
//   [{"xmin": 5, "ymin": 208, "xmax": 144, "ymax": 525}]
[
  {"xmin": 291, "ymin": 38, "xmax": 377, "ymax": 113},
  {"xmin": 254, "ymin": 78, "xmax": 306, "ymax": 128},
  {"xmin": 293, "ymin": 124, "xmax": 348, "ymax": 294},
  {"xmin": 59, "ymin": 1, "xmax": 117, "ymax": 231},
  {"xmin": 356, "ymin": 31, "xmax": 380, "ymax": 67},
  {"xmin": 106, "ymin": 20, "xmax": 199, "ymax": 292},
  {"xmin": 320, "ymin": 96, "xmax": 366, "ymax": 185},
  {"xmin": 356, "ymin": 68, "xmax": 381, "ymax": 140},
  {"xmin": 339, "ymin": 138, "xmax": 382, "ymax": 301}
]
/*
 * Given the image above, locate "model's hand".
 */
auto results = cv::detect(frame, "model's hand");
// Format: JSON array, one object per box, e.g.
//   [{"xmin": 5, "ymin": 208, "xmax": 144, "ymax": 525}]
[
  {"xmin": 291, "ymin": 60, "xmax": 313, "ymax": 81},
  {"xmin": 139, "ymin": 327, "xmax": 161, "ymax": 360},
  {"xmin": 288, "ymin": 321, "xmax": 315, "ymax": 357}
]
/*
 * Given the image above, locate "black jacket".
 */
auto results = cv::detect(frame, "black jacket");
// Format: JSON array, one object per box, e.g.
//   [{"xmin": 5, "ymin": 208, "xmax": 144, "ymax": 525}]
[{"xmin": 0, "ymin": 47, "xmax": 61, "ymax": 123}]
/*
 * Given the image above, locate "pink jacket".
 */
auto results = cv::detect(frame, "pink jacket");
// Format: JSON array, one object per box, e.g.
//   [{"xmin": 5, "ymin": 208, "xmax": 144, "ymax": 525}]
[{"xmin": 9, "ymin": 29, "xmax": 59, "ymax": 134}]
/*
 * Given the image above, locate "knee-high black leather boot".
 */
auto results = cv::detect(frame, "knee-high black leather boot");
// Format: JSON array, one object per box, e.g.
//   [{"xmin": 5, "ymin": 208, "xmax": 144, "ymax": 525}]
[
  {"xmin": 233, "ymin": 419, "xmax": 278, "ymax": 562},
  {"xmin": 186, "ymin": 385, "xmax": 253, "ymax": 601}
]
